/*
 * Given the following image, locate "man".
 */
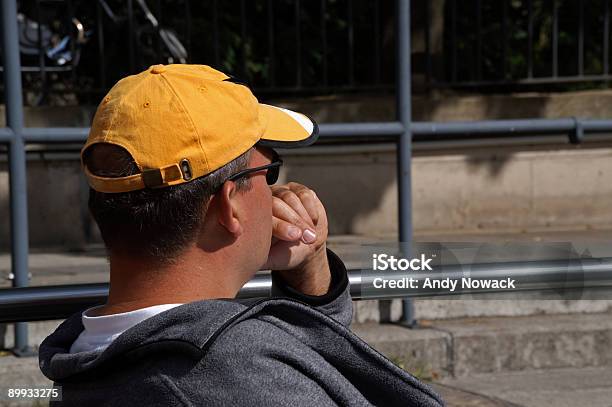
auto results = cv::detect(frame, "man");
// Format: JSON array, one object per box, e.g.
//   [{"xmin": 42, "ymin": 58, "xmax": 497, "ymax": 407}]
[{"xmin": 39, "ymin": 64, "xmax": 444, "ymax": 406}]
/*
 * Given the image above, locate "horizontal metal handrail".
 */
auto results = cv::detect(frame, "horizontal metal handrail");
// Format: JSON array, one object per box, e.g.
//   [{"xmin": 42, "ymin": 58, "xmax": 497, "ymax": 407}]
[
  {"xmin": 2, "ymin": 257, "xmax": 611, "ymax": 323},
  {"xmin": 1, "ymin": 118, "xmax": 612, "ymax": 145}
]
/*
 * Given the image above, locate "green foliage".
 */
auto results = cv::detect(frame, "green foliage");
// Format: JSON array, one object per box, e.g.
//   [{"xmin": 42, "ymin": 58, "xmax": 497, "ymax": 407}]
[{"xmin": 444, "ymin": 0, "xmax": 610, "ymax": 89}]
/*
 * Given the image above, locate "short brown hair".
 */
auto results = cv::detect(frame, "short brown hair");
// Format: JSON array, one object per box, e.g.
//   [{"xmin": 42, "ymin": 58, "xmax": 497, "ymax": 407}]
[{"xmin": 83, "ymin": 144, "xmax": 252, "ymax": 261}]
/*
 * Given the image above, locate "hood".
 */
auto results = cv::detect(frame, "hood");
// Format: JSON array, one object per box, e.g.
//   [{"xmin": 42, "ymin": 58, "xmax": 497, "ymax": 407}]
[
  {"xmin": 39, "ymin": 296, "xmax": 444, "ymax": 406},
  {"xmin": 39, "ymin": 299, "xmax": 252, "ymax": 382}
]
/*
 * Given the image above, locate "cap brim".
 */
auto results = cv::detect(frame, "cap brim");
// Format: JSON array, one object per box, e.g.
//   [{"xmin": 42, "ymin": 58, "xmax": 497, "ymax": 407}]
[{"xmin": 257, "ymin": 103, "xmax": 319, "ymax": 148}]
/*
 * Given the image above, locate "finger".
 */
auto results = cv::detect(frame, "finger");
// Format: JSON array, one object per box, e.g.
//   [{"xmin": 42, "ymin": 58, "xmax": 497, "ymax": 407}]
[
  {"xmin": 271, "ymin": 216, "xmax": 303, "ymax": 242},
  {"xmin": 272, "ymin": 197, "xmax": 315, "ymax": 233},
  {"xmin": 273, "ymin": 188, "xmax": 314, "ymax": 228},
  {"xmin": 272, "ymin": 198, "xmax": 317, "ymax": 244},
  {"xmin": 310, "ymin": 191, "xmax": 329, "ymax": 234},
  {"xmin": 280, "ymin": 185, "xmax": 327, "ymax": 236},
  {"xmin": 291, "ymin": 187, "xmax": 320, "ymax": 226}
]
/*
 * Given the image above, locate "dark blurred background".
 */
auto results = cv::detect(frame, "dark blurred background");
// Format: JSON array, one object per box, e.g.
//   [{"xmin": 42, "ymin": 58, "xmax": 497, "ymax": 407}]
[{"xmin": 4, "ymin": 0, "xmax": 612, "ymax": 107}]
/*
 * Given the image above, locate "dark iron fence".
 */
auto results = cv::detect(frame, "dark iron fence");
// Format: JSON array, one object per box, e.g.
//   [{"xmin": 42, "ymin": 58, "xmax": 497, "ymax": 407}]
[
  {"xmin": 3, "ymin": 0, "xmax": 395, "ymax": 103},
  {"xmin": 4, "ymin": 0, "xmax": 612, "ymax": 105},
  {"xmin": 432, "ymin": 0, "xmax": 612, "ymax": 89}
]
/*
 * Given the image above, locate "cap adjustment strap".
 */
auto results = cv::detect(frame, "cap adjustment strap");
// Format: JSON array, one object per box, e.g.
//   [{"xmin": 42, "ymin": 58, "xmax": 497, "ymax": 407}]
[
  {"xmin": 84, "ymin": 163, "xmax": 184, "ymax": 193},
  {"xmin": 142, "ymin": 164, "xmax": 182, "ymax": 188}
]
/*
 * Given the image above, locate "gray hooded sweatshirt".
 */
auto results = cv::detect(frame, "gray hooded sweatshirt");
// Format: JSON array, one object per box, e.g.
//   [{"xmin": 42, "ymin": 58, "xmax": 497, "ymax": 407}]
[{"xmin": 39, "ymin": 250, "xmax": 444, "ymax": 406}]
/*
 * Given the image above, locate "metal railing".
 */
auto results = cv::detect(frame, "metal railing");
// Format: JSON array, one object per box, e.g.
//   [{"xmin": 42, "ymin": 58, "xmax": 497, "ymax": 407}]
[
  {"xmin": 3, "ymin": 256, "xmax": 612, "ymax": 323},
  {"xmin": 3, "ymin": 0, "xmax": 612, "ymax": 355}
]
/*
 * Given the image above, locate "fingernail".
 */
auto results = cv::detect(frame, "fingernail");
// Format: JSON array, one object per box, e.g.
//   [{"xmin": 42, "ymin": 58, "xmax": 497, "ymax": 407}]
[
  {"xmin": 288, "ymin": 227, "xmax": 301, "ymax": 239},
  {"xmin": 302, "ymin": 229, "xmax": 316, "ymax": 243}
]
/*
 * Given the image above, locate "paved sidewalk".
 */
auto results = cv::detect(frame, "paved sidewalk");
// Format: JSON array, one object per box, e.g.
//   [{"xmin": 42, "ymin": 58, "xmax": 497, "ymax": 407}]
[{"xmin": 436, "ymin": 366, "xmax": 612, "ymax": 407}]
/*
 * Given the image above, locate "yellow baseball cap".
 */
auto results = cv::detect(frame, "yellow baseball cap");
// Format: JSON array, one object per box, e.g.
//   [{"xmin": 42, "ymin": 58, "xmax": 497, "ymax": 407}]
[{"xmin": 82, "ymin": 64, "xmax": 318, "ymax": 193}]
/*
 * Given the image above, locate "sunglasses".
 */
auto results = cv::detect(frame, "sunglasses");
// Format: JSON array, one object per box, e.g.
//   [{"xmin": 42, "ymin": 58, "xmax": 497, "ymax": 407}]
[{"xmin": 224, "ymin": 151, "xmax": 283, "ymax": 186}]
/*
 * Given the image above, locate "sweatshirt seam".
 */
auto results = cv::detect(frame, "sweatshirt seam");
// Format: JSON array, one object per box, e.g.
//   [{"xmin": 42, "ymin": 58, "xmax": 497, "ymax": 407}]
[{"xmin": 157, "ymin": 371, "xmax": 193, "ymax": 407}]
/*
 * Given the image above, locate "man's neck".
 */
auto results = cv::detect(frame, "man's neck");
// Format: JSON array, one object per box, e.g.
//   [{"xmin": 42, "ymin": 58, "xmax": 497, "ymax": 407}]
[{"xmin": 93, "ymin": 247, "xmax": 250, "ymax": 316}]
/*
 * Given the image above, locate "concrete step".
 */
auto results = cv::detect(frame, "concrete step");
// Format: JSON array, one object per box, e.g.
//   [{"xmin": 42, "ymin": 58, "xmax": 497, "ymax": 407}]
[
  {"xmin": 352, "ymin": 297, "xmax": 612, "ymax": 324},
  {"xmin": 353, "ymin": 311, "xmax": 612, "ymax": 378},
  {"xmin": 436, "ymin": 366, "xmax": 612, "ymax": 407}
]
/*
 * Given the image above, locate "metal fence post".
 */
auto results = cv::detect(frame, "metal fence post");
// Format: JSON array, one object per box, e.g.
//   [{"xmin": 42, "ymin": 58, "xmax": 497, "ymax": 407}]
[
  {"xmin": 1, "ymin": 0, "xmax": 32, "ymax": 355},
  {"xmin": 396, "ymin": 0, "xmax": 416, "ymax": 327}
]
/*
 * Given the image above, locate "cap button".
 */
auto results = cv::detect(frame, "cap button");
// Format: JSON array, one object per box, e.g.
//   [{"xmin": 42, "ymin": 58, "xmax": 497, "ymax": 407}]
[{"xmin": 150, "ymin": 64, "xmax": 167, "ymax": 74}]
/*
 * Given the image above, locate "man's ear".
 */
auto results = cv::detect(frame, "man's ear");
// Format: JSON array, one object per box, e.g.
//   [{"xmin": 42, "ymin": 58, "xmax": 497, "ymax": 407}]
[{"xmin": 216, "ymin": 181, "xmax": 244, "ymax": 237}]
